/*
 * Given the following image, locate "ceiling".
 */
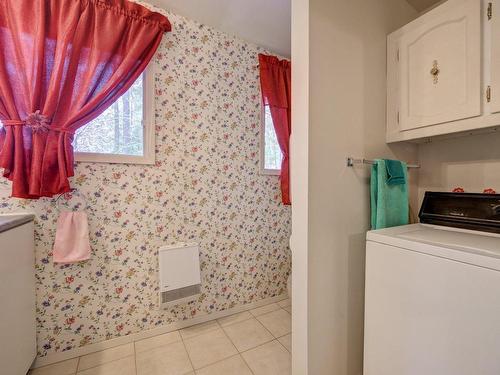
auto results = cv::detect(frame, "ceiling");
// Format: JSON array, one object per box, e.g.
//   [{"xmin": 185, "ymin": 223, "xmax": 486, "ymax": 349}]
[
  {"xmin": 406, "ymin": 0, "xmax": 442, "ymax": 12},
  {"xmin": 147, "ymin": 0, "xmax": 444, "ymax": 57},
  {"xmin": 148, "ymin": 0, "xmax": 291, "ymax": 57}
]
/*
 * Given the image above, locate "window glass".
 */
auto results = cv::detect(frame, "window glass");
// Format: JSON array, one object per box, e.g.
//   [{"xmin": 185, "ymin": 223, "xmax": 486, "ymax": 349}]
[
  {"xmin": 264, "ymin": 106, "xmax": 282, "ymax": 171},
  {"xmin": 74, "ymin": 76, "xmax": 144, "ymax": 156}
]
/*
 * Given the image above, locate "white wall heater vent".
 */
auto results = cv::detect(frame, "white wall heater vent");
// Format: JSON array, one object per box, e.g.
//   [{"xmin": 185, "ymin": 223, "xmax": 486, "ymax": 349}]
[{"xmin": 159, "ymin": 242, "xmax": 201, "ymax": 308}]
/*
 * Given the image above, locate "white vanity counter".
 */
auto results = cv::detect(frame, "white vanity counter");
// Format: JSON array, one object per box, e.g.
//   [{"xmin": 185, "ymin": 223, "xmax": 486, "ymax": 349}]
[
  {"xmin": 0, "ymin": 213, "xmax": 35, "ymax": 233},
  {"xmin": 0, "ymin": 213, "xmax": 36, "ymax": 374}
]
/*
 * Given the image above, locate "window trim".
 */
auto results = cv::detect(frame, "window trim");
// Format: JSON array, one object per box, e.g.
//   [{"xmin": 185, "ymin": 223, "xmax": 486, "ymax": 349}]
[
  {"xmin": 260, "ymin": 104, "xmax": 281, "ymax": 176},
  {"xmin": 74, "ymin": 66, "xmax": 156, "ymax": 165}
]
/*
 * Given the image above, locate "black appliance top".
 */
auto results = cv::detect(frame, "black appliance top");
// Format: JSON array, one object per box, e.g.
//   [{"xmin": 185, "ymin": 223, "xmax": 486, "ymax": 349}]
[{"xmin": 419, "ymin": 192, "xmax": 500, "ymax": 234}]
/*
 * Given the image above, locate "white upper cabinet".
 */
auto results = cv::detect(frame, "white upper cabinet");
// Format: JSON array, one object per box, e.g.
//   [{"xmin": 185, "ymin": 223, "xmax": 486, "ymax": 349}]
[
  {"xmin": 490, "ymin": 1, "xmax": 500, "ymax": 114},
  {"xmin": 387, "ymin": 0, "xmax": 500, "ymax": 143},
  {"xmin": 399, "ymin": 0, "xmax": 481, "ymax": 130}
]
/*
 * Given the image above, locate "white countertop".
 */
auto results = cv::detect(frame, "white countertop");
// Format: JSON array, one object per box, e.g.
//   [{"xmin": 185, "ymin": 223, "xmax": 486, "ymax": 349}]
[{"xmin": 0, "ymin": 214, "xmax": 35, "ymax": 234}]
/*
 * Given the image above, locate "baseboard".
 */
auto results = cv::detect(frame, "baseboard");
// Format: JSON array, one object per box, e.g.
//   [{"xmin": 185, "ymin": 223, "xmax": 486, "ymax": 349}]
[{"xmin": 32, "ymin": 294, "xmax": 288, "ymax": 369}]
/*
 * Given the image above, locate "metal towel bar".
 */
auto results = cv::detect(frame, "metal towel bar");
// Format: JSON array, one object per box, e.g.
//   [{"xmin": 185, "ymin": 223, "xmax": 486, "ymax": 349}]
[{"xmin": 347, "ymin": 157, "xmax": 420, "ymax": 169}]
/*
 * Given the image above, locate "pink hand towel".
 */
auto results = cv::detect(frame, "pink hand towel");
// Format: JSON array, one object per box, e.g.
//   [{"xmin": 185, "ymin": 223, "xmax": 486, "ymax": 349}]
[{"xmin": 53, "ymin": 211, "xmax": 91, "ymax": 264}]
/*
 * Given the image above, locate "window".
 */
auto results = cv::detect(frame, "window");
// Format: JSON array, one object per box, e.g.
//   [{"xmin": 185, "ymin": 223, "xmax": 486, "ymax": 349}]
[
  {"xmin": 74, "ymin": 68, "xmax": 155, "ymax": 164},
  {"xmin": 261, "ymin": 105, "xmax": 283, "ymax": 175}
]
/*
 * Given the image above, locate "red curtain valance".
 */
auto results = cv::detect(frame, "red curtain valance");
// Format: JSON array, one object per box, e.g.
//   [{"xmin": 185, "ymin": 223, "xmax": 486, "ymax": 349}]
[
  {"xmin": 0, "ymin": 0, "xmax": 171, "ymax": 198},
  {"xmin": 259, "ymin": 55, "xmax": 291, "ymax": 109},
  {"xmin": 259, "ymin": 54, "xmax": 291, "ymax": 205}
]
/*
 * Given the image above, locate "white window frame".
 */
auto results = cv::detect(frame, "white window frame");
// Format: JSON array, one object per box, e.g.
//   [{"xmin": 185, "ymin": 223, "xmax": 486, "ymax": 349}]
[
  {"xmin": 260, "ymin": 104, "xmax": 281, "ymax": 176},
  {"xmin": 74, "ymin": 66, "xmax": 155, "ymax": 165}
]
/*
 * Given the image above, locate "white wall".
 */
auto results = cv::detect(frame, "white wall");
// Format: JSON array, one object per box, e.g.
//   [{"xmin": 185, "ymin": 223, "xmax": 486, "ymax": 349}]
[
  {"xmin": 292, "ymin": 0, "xmax": 418, "ymax": 373},
  {"xmin": 291, "ymin": 0, "xmax": 309, "ymax": 372},
  {"xmin": 418, "ymin": 132, "xmax": 500, "ymax": 201}
]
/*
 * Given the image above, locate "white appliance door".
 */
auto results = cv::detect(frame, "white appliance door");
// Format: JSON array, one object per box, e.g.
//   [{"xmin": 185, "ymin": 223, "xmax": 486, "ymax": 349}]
[
  {"xmin": 0, "ymin": 222, "xmax": 36, "ymax": 374},
  {"xmin": 364, "ymin": 241, "xmax": 500, "ymax": 375}
]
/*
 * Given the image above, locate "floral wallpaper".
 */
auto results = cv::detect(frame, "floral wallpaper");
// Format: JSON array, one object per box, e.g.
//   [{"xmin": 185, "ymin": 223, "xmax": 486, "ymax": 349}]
[{"xmin": 0, "ymin": 4, "xmax": 291, "ymax": 358}]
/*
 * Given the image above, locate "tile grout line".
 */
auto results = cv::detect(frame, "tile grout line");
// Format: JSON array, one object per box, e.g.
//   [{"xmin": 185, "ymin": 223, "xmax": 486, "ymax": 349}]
[
  {"xmin": 216, "ymin": 320, "xmax": 256, "ymax": 375},
  {"xmin": 277, "ymin": 299, "xmax": 291, "ymax": 309},
  {"xmin": 238, "ymin": 337, "xmax": 292, "ymax": 370},
  {"xmin": 239, "ymin": 352, "xmax": 256, "ymax": 375},
  {"xmin": 276, "ymin": 335, "xmax": 292, "ymax": 354},
  {"xmin": 248, "ymin": 303, "xmax": 281, "ymax": 318},
  {"xmin": 75, "ymin": 356, "xmax": 81, "ymax": 374},
  {"xmin": 73, "ymin": 353, "xmax": 136, "ymax": 373},
  {"xmin": 276, "ymin": 331, "xmax": 292, "ymax": 347},
  {"xmin": 185, "ymin": 304, "xmax": 287, "ymax": 374},
  {"xmin": 135, "ymin": 330, "xmax": 193, "ymax": 375},
  {"xmin": 133, "ymin": 340, "xmax": 138, "ymax": 375},
  {"xmin": 219, "ymin": 304, "xmax": 291, "ymax": 355},
  {"xmin": 254, "ymin": 307, "xmax": 292, "ymax": 340},
  {"xmin": 276, "ymin": 304, "xmax": 292, "ymax": 354},
  {"xmin": 217, "ymin": 311, "xmax": 254, "ymax": 328},
  {"xmin": 194, "ymin": 353, "xmax": 249, "ymax": 374},
  {"xmin": 255, "ymin": 305, "xmax": 288, "ymax": 320},
  {"xmin": 254, "ymin": 313, "xmax": 280, "ymax": 341},
  {"xmin": 215, "ymin": 319, "xmax": 239, "ymax": 354},
  {"xmin": 240, "ymin": 337, "xmax": 284, "ymax": 355},
  {"xmin": 179, "ymin": 321, "xmax": 220, "ymax": 341},
  {"xmin": 180, "ymin": 328, "xmax": 197, "ymax": 374},
  {"xmin": 220, "ymin": 314, "xmax": 277, "ymax": 354}
]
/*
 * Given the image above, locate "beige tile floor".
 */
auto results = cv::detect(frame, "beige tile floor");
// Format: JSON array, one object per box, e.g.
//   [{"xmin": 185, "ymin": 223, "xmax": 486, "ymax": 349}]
[{"xmin": 29, "ymin": 299, "xmax": 292, "ymax": 375}]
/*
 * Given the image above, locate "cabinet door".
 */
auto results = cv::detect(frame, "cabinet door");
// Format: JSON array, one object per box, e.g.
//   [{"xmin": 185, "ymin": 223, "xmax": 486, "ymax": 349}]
[
  {"xmin": 398, "ymin": 0, "xmax": 481, "ymax": 131},
  {"xmin": 490, "ymin": 1, "xmax": 500, "ymax": 113}
]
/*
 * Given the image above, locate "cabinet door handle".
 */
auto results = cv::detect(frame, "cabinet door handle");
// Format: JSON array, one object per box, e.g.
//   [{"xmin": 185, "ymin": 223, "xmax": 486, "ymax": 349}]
[{"xmin": 430, "ymin": 60, "xmax": 440, "ymax": 84}]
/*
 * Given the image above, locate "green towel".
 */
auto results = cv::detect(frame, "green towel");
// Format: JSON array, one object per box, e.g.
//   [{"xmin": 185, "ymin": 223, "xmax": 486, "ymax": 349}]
[
  {"xmin": 385, "ymin": 159, "xmax": 406, "ymax": 186},
  {"xmin": 371, "ymin": 159, "xmax": 409, "ymax": 230}
]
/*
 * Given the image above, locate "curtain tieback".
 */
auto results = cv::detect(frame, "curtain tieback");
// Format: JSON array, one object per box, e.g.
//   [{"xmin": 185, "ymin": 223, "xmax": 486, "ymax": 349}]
[{"xmin": 2, "ymin": 111, "xmax": 73, "ymax": 135}]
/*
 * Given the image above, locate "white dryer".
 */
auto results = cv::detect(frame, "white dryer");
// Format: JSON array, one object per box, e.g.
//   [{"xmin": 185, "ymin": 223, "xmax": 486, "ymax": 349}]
[{"xmin": 364, "ymin": 192, "xmax": 500, "ymax": 375}]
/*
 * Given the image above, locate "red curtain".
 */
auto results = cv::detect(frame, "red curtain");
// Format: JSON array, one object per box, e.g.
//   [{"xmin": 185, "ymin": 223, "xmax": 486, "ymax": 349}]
[
  {"xmin": 0, "ymin": 0, "xmax": 171, "ymax": 199},
  {"xmin": 258, "ymin": 54, "xmax": 291, "ymax": 205}
]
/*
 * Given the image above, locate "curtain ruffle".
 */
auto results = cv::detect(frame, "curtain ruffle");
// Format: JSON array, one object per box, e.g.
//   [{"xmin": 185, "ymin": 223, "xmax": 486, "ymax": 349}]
[
  {"xmin": 86, "ymin": 0, "xmax": 172, "ymax": 32},
  {"xmin": 0, "ymin": 0, "xmax": 171, "ymax": 198}
]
